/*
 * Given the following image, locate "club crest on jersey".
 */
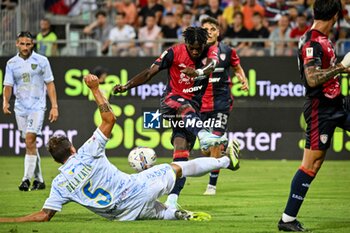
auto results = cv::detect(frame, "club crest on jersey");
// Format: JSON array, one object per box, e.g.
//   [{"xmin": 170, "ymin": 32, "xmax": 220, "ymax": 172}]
[
  {"xmin": 178, "ymin": 73, "xmax": 192, "ymax": 84},
  {"xmin": 220, "ymin": 53, "xmax": 226, "ymax": 61},
  {"xmin": 31, "ymin": 64, "xmax": 38, "ymax": 70},
  {"xmin": 320, "ymin": 134, "xmax": 328, "ymax": 144},
  {"xmin": 306, "ymin": 47, "xmax": 313, "ymax": 58}
]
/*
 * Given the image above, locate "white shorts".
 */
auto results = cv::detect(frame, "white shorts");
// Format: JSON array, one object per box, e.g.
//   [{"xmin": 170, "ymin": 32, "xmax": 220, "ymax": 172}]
[
  {"xmin": 116, "ymin": 164, "xmax": 176, "ymax": 221},
  {"xmin": 15, "ymin": 111, "xmax": 45, "ymax": 138}
]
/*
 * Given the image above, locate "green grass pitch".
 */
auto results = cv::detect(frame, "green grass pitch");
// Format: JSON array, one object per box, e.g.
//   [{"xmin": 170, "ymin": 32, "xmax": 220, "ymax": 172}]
[{"xmin": 0, "ymin": 156, "xmax": 349, "ymax": 233}]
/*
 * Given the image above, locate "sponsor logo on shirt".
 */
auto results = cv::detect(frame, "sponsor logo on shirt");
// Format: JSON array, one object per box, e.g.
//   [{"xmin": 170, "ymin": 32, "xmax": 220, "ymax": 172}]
[
  {"xmin": 320, "ymin": 134, "xmax": 328, "ymax": 144},
  {"xmin": 306, "ymin": 47, "xmax": 313, "ymax": 58}
]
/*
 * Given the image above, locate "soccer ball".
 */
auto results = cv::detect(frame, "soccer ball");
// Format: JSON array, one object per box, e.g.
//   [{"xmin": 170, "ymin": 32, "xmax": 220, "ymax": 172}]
[{"xmin": 128, "ymin": 147, "xmax": 157, "ymax": 172}]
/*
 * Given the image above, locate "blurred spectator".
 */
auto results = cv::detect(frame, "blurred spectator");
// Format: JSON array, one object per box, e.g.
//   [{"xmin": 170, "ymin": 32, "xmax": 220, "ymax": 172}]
[
  {"xmin": 65, "ymin": 0, "xmax": 97, "ymax": 16},
  {"xmin": 159, "ymin": 12, "xmax": 180, "ymax": 48},
  {"xmin": 163, "ymin": 0, "xmax": 176, "ymax": 16},
  {"xmin": 103, "ymin": 12, "xmax": 137, "ymax": 56},
  {"xmin": 174, "ymin": 2, "xmax": 185, "ymax": 25},
  {"xmin": 107, "ymin": 0, "xmax": 137, "ymax": 26},
  {"xmin": 193, "ymin": 0, "xmax": 209, "ymax": 25},
  {"xmin": 289, "ymin": 13, "xmax": 309, "ymax": 54},
  {"xmin": 222, "ymin": 0, "xmax": 243, "ymax": 32},
  {"xmin": 204, "ymin": 0, "xmax": 223, "ymax": 20},
  {"xmin": 83, "ymin": 10, "xmax": 113, "ymax": 55},
  {"xmin": 242, "ymin": 0, "xmax": 265, "ymax": 30},
  {"xmin": 36, "ymin": 18, "xmax": 58, "ymax": 57},
  {"xmin": 269, "ymin": 14, "xmax": 291, "ymax": 56},
  {"xmin": 1, "ymin": 0, "xmax": 17, "ymax": 9},
  {"xmin": 138, "ymin": 14, "xmax": 161, "ymax": 56},
  {"xmin": 138, "ymin": 0, "xmax": 164, "ymax": 26},
  {"xmin": 183, "ymin": 0, "xmax": 196, "ymax": 11},
  {"xmin": 265, "ymin": 0, "xmax": 290, "ymax": 26},
  {"xmin": 224, "ymin": 12, "xmax": 250, "ymax": 51},
  {"xmin": 177, "ymin": 11, "xmax": 194, "ymax": 39},
  {"xmin": 337, "ymin": 0, "xmax": 350, "ymax": 55},
  {"xmin": 288, "ymin": 6, "xmax": 299, "ymax": 28},
  {"xmin": 289, "ymin": 13, "xmax": 309, "ymax": 39},
  {"xmin": 243, "ymin": 12, "xmax": 270, "ymax": 56},
  {"xmin": 44, "ymin": 0, "xmax": 70, "ymax": 15}
]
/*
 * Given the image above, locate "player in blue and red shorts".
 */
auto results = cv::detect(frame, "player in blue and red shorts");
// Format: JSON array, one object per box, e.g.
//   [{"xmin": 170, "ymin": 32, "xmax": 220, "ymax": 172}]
[
  {"xmin": 200, "ymin": 17, "xmax": 248, "ymax": 195},
  {"xmin": 113, "ymin": 27, "xmax": 230, "ymax": 208},
  {"xmin": 278, "ymin": 0, "xmax": 350, "ymax": 231}
]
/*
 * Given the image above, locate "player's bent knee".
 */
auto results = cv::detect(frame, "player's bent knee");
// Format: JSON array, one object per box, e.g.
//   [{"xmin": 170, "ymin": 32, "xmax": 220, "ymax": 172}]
[{"xmin": 170, "ymin": 163, "xmax": 182, "ymax": 178}]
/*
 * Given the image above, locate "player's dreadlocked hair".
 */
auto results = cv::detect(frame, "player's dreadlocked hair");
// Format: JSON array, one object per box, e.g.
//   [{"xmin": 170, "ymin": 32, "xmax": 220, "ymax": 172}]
[{"xmin": 183, "ymin": 27, "xmax": 208, "ymax": 46}]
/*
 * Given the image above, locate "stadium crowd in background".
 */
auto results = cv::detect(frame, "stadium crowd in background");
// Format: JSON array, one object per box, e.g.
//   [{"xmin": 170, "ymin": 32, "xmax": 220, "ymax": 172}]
[{"xmin": 2, "ymin": 0, "xmax": 346, "ymax": 57}]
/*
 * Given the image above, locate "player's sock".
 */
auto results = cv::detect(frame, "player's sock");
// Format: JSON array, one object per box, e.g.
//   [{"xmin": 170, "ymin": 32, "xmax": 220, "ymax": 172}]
[
  {"xmin": 174, "ymin": 157, "xmax": 230, "ymax": 178},
  {"xmin": 23, "ymin": 154, "xmax": 37, "ymax": 181},
  {"xmin": 282, "ymin": 166, "xmax": 315, "ymax": 221},
  {"xmin": 169, "ymin": 151, "xmax": 189, "ymax": 196},
  {"xmin": 34, "ymin": 152, "xmax": 44, "ymax": 183},
  {"xmin": 209, "ymin": 170, "xmax": 220, "ymax": 186}
]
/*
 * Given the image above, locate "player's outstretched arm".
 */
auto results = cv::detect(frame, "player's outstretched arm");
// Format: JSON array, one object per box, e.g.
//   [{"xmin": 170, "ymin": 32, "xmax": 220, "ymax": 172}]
[
  {"xmin": 84, "ymin": 74, "xmax": 116, "ymax": 138},
  {"xmin": 2, "ymin": 85, "xmax": 12, "ymax": 115},
  {"xmin": 0, "ymin": 209, "xmax": 56, "ymax": 222},
  {"xmin": 46, "ymin": 81, "xmax": 59, "ymax": 123},
  {"xmin": 304, "ymin": 52, "xmax": 350, "ymax": 87},
  {"xmin": 113, "ymin": 64, "xmax": 160, "ymax": 93}
]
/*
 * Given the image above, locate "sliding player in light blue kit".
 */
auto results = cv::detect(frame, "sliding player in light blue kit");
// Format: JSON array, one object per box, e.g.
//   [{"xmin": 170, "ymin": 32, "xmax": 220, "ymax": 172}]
[{"xmin": 0, "ymin": 74, "xmax": 238, "ymax": 222}]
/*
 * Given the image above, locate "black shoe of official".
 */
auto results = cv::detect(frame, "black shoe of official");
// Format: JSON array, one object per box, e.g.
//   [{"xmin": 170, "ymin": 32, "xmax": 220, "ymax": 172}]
[
  {"xmin": 278, "ymin": 219, "xmax": 307, "ymax": 232},
  {"xmin": 18, "ymin": 179, "xmax": 30, "ymax": 191},
  {"xmin": 31, "ymin": 180, "xmax": 46, "ymax": 190}
]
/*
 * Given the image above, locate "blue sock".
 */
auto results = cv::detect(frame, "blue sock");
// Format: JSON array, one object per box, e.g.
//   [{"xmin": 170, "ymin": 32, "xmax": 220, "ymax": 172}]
[
  {"xmin": 283, "ymin": 168, "xmax": 315, "ymax": 218},
  {"xmin": 209, "ymin": 170, "xmax": 220, "ymax": 186},
  {"xmin": 170, "ymin": 157, "xmax": 188, "ymax": 195}
]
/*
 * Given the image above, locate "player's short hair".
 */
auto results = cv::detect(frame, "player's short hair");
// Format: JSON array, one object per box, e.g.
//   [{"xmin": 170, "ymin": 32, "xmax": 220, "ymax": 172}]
[
  {"xmin": 183, "ymin": 27, "xmax": 208, "ymax": 46},
  {"xmin": 47, "ymin": 135, "xmax": 72, "ymax": 164},
  {"xmin": 313, "ymin": 0, "xmax": 342, "ymax": 21},
  {"xmin": 201, "ymin": 17, "xmax": 219, "ymax": 27},
  {"xmin": 95, "ymin": 10, "xmax": 107, "ymax": 18},
  {"xmin": 16, "ymin": 31, "xmax": 34, "ymax": 40}
]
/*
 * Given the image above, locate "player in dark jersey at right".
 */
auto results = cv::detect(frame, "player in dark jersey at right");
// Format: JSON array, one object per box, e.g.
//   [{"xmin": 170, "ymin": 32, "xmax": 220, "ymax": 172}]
[
  {"xmin": 278, "ymin": 0, "xmax": 350, "ymax": 231},
  {"xmin": 200, "ymin": 17, "xmax": 249, "ymax": 196},
  {"xmin": 113, "ymin": 27, "xmax": 230, "ymax": 209}
]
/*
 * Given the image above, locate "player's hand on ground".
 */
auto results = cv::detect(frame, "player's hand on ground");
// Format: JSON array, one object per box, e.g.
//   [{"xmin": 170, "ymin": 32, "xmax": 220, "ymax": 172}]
[
  {"xmin": 84, "ymin": 74, "xmax": 99, "ymax": 90},
  {"xmin": 2, "ymin": 102, "xmax": 11, "ymax": 115},
  {"xmin": 49, "ymin": 108, "xmax": 59, "ymax": 123},
  {"xmin": 112, "ymin": 84, "xmax": 127, "ymax": 94},
  {"xmin": 181, "ymin": 67, "xmax": 198, "ymax": 77}
]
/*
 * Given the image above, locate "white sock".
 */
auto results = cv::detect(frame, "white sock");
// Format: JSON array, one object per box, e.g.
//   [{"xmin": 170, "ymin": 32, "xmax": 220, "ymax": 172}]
[
  {"xmin": 174, "ymin": 157, "xmax": 230, "ymax": 178},
  {"xmin": 166, "ymin": 194, "xmax": 178, "ymax": 204},
  {"xmin": 34, "ymin": 152, "xmax": 44, "ymax": 182},
  {"xmin": 282, "ymin": 213, "xmax": 296, "ymax": 223},
  {"xmin": 23, "ymin": 154, "xmax": 37, "ymax": 181}
]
